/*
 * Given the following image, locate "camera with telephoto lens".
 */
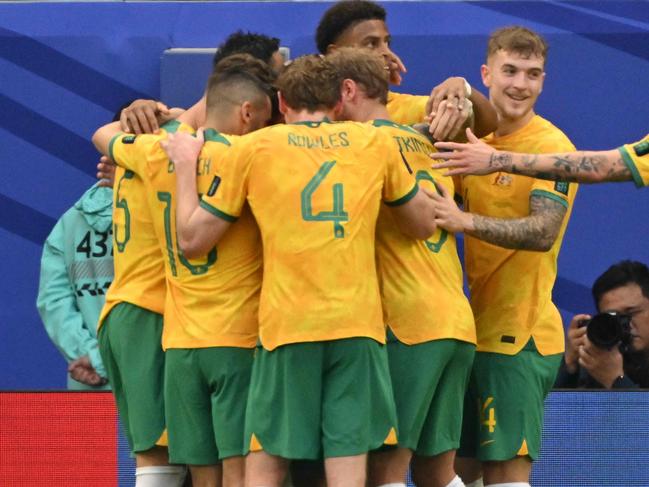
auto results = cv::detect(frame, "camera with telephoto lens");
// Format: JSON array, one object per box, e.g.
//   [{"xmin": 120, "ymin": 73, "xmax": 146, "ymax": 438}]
[{"xmin": 580, "ymin": 312, "xmax": 632, "ymax": 350}]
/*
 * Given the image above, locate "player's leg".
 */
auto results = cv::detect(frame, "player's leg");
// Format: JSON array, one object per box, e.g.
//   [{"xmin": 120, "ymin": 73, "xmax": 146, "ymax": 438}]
[
  {"xmin": 165, "ymin": 348, "xmax": 221, "ymax": 487},
  {"xmin": 467, "ymin": 341, "xmax": 561, "ymax": 486},
  {"xmin": 100, "ymin": 303, "xmax": 184, "ymax": 486},
  {"xmin": 410, "ymin": 340, "xmax": 476, "ymax": 487},
  {"xmin": 244, "ymin": 343, "xmax": 324, "ymax": 486},
  {"xmin": 207, "ymin": 346, "xmax": 255, "ymax": 487},
  {"xmin": 322, "ymin": 337, "xmax": 398, "ymax": 487}
]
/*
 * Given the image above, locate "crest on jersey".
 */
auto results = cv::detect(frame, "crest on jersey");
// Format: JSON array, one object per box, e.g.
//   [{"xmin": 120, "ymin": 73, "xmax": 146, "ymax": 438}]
[
  {"xmin": 494, "ymin": 173, "xmax": 513, "ymax": 187},
  {"xmin": 122, "ymin": 135, "xmax": 137, "ymax": 144}
]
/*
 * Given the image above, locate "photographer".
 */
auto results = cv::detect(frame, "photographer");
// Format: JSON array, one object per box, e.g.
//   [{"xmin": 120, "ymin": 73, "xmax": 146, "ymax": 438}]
[{"xmin": 556, "ymin": 260, "xmax": 649, "ymax": 389}]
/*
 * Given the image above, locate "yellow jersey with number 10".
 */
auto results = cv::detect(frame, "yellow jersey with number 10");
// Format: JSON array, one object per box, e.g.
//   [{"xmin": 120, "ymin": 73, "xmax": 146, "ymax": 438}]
[{"xmin": 107, "ymin": 122, "xmax": 261, "ymax": 350}]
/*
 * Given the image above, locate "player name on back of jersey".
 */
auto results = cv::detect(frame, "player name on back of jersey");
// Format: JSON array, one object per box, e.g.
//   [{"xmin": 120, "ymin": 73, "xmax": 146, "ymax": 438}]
[{"xmin": 287, "ymin": 131, "xmax": 350, "ymax": 149}]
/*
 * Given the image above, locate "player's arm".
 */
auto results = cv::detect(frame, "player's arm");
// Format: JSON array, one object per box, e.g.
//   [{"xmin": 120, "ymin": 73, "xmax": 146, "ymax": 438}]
[
  {"xmin": 387, "ymin": 187, "xmax": 437, "ymax": 240},
  {"xmin": 161, "ymin": 130, "xmax": 232, "ymax": 258},
  {"xmin": 92, "ymin": 121, "xmax": 122, "ymax": 157},
  {"xmin": 119, "ymin": 99, "xmax": 185, "ymax": 134},
  {"xmin": 36, "ymin": 221, "xmax": 107, "ymax": 380},
  {"xmin": 431, "ymin": 184, "xmax": 567, "ymax": 251},
  {"xmin": 433, "ymin": 129, "xmax": 630, "ymax": 183}
]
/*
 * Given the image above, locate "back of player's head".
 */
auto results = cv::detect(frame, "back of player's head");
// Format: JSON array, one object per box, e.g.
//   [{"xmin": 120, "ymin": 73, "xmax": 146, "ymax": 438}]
[
  {"xmin": 326, "ymin": 47, "xmax": 388, "ymax": 104},
  {"xmin": 487, "ymin": 26, "xmax": 548, "ymax": 64},
  {"xmin": 212, "ymin": 30, "xmax": 281, "ymax": 70},
  {"xmin": 592, "ymin": 260, "xmax": 649, "ymax": 310},
  {"xmin": 316, "ymin": 0, "xmax": 386, "ymax": 54},
  {"xmin": 207, "ymin": 53, "xmax": 277, "ymax": 114},
  {"xmin": 276, "ymin": 55, "xmax": 342, "ymax": 112}
]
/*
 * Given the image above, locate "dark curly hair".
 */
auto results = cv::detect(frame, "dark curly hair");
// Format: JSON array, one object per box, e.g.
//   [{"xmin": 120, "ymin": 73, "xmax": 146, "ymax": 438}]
[
  {"xmin": 212, "ymin": 31, "xmax": 280, "ymax": 69},
  {"xmin": 316, "ymin": 0, "xmax": 386, "ymax": 54}
]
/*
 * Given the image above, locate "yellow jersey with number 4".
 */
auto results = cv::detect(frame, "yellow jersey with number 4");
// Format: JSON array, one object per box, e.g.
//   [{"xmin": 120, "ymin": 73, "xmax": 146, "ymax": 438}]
[
  {"xmin": 201, "ymin": 120, "xmax": 418, "ymax": 351},
  {"xmin": 372, "ymin": 119, "xmax": 475, "ymax": 345},
  {"xmin": 462, "ymin": 115, "xmax": 577, "ymax": 356},
  {"xmin": 619, "ymin": 134, "xmax": 649, "ymax": 187},
  {"xmin": 107, "ymin": 122, "xmax": 261, "ymax": 350}
]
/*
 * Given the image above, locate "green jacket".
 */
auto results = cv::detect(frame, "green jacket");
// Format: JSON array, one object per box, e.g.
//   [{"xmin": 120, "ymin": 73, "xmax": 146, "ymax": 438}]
[{"xmin": 37, "ymin": 184, "xmax": 113, "ymax": 390}]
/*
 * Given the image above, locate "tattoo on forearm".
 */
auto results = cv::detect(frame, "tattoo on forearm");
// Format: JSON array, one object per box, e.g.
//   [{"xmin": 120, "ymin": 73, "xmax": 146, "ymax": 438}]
[
  {"xmin": 469, "ymin": 195, "xmax": 567, "ymax": 251},
  {"xmin": 510, "ymin": 152, "xmax": 631, "ymax": 182},
  {"xmin": 489, "ymin": 152, "xmax": 513, "ymax": 171}
]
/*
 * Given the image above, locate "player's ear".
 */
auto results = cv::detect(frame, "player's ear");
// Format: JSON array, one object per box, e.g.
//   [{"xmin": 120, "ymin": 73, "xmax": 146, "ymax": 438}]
[
  {"xmin": 480, "ymin": 64, "xmax": 491, "ymax": 89},
  {"xmin": 277, "ymin": 91, "xmax": 289, "ymax": 115},
  {"xmin": 326, "ymin": 43, "xmax": 338, "ymax": 55},
  {"xmin": 341, "ymin": 78, "xmax": 356, "ymax": 102},
  {"xmin": 240, "ymin": 101, "xmax": 253, "ymax": 124}
]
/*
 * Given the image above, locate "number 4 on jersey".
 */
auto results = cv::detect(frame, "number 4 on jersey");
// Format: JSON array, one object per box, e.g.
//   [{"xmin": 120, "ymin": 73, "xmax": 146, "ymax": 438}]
[{"xmin": 301, "ymin": 160, "xmax": 348, "ymax": 238}]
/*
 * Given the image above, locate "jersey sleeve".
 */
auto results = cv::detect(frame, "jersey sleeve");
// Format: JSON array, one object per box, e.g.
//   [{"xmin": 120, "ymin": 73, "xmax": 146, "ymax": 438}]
[
  {"xmin": 619, "ymin": 135, "xmax": 649, "ymax": 188},
  {"xmin": 382, "ymin": 146, "xmax": 419, "ymax": 206},
  {"xmin": 529, "ymin": 178, "xmax": 572, "ymax": 209},
  {"xmin": 108, "ymin": 133, "xmax": 150, "ymax": 175},
  {"xmin": 529, "ymin": 135, "xmax": 576, "ymax": 208},
  {"xmin": 199, "ymin": 141, "xmax": 251, "ymax": 222}
]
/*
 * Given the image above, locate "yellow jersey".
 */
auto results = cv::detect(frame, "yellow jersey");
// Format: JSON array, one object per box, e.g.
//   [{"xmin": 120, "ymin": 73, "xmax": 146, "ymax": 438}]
[
  {"xmin": 98, "ymin": 162, "xmax": 166, "ymax": 328},
  {"xmin": 201, "ymin": 120, "xmax": 418, "ymax": 351},
  {"xmin": 462, "ymin": 115, "xmax": 577, "ymax": 355},
  {"xmin": 372, "ymin": 119, "xmax": 475, "ymax": 345},
  {"xmin": 107, "ymin": 122, "xmax": 261, "ymax": 350},
  {"xmin": 619, "ymin": 134, "xmax": 649, "ymax": 187},
  {"xmin": 386, "ymin": 91, "xmax": 428, "ymax": 126}
]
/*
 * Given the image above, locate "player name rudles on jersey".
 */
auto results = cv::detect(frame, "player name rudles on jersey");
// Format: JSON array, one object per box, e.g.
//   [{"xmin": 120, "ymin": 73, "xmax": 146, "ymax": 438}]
[{"xmin": 287, "ymin": 132, "xmax": 350, "ymax": 150}]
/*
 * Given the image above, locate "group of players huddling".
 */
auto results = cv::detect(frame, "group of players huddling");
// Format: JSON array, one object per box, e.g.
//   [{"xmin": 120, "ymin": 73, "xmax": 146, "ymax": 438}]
[{"xmin": 89, "ymin": 1, "xmax": 649, "ymax": 487}]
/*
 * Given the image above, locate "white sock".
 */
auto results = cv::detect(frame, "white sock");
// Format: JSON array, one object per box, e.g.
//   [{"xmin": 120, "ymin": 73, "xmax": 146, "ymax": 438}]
[
  {"xmin": 465, "ymin": 479, "xmax": 485, "ymax": 487},
  {"xmin": 135, "ymin": 466, "xmax": 187, "ymax": 487},
  {"xmin": 485, "ymin": 483, "xmax": 530, "ymax": 487},
  {"xmin": 445, "ymin": 475, "xmax": 466, "ymax": 487}
]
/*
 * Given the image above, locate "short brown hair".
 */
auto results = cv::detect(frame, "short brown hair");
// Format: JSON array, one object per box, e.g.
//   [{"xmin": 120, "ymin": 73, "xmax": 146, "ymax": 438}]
[
  {"xmin": 207, "ymin": 53, "xmax": 277, "ymax": 115},
  {"xmin": 487, "ymin": 26, "xmax": 548, "ymax": 64},
  {"xmin": 276, "ymin": 55, "xmax": 342, "ymax": 112},
  {"xmin": 326, "ymin": 47, "xmax": 388, "ymax": 104}
]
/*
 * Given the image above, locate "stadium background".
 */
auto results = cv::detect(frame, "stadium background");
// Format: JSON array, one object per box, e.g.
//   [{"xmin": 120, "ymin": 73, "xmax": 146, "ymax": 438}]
[{"xmin": 0, "ymin": 1, "xmax": 648, "ymax": 485}]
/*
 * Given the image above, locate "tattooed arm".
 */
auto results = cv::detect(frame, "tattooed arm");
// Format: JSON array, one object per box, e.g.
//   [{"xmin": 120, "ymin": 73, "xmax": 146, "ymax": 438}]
[
  {"xmin": 432, "ymin": 187, "xmax": 567, "ymax": 251},
  {"xmin": 432, "ymin": 129, "xmax": 632, "ymax": 183}
]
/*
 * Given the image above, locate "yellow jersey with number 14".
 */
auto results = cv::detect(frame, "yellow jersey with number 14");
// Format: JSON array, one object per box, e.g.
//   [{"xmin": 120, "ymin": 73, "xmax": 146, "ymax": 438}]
[
  {"xmin": 201, "ymin": 120, "xmax": 418, "ymax": 351},
  {"xmin": 108, "ymin": 122, "xmax": 261, "ymax": 350},
  {"xmin": 619, "ymin": 134, "xmax": 649, "ymax": 187},
  {"xmin": 463, "ymin": 115, "xmax": 577, "ymax": 356}
]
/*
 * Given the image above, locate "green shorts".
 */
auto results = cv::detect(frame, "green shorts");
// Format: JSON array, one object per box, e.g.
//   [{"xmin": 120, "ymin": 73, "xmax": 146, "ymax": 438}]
[
  {"xmin": 98, "ymin": 302, "xmax": 166, "ymax": 453},
  {"xmin": 245, "ymin": 337, "xmax": 397, "ymax": 460},
  {"xmin": 165, "ymin": 347, "xmax": 254, "ymax": 465},
  {"xmin": 388, "ymin": 337, "xmax": 475, "ymax": 456},
  {"xmin": 458, "ymin": 339, "xmax": 562, "ymax": 462}
]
